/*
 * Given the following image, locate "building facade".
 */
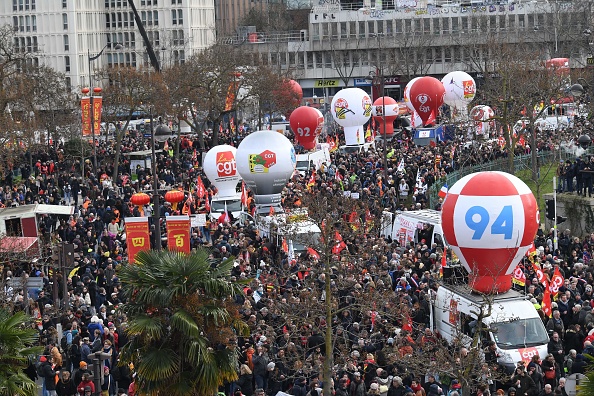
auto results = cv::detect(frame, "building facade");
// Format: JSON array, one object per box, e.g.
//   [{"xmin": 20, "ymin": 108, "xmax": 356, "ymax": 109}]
[
  {"xmin": 225, "ymin": 0, "xmax": 592, "ymax": 103},
  {"xmin": 1, "ymin": 0, "xmax": 217, "ymax": 90}
]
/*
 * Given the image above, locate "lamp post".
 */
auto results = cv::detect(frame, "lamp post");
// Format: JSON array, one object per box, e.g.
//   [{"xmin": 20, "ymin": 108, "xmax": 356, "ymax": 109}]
[
  {"xmin": 150, "ymin": 114, "xmax": 171, "ymax": 251},
  {"xmin": 88, "ymin": 43, "xmax": 123, "ymax": 172},
  {"xmin": 366, "ymin": 69, "xmax": 388, "ymax": 182}
]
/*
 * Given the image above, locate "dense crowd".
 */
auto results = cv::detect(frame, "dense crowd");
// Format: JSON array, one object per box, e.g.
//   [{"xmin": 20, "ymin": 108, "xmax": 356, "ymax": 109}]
[{"xmin": 1, "ymin": 119, "xmax": 594, "ymax": 396}]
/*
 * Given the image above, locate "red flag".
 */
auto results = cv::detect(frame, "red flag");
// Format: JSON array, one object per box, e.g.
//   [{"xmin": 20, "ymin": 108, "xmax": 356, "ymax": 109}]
[
  {"xmin": 218, "ymin": 202, "xmax": 230, "ymax": 224},
  {"xmin": 512, "ymin": 265, "xmax": 526, "ymax": 286},
  {"xmin": 440, "ymin": 248, "xmax": 447, "ymax": 278},
  {"xmin": 241, "ymin": 181, "xmax": 249, "ymax": 207},
  {"xmin": 282, "ymin": 238, "xmax": 289, "ymax": 253},
  {"xmin": 542, "ymin": 282, "xmax": 552, "ymax": 317},
  {"xmin": 196, "ymin": 176, "xmax": 206, "ymax": 199},
  {"xmin": 269, "ymin": 206, "xmax": 275, "ymax": 216},
  {"xmin": 307, "ymin": 247, "xmax": 320, "ymax": 260},
  {"xmin": 332, "ymin": 231, "xmax": 347, "ymax": 255},
  {"xmin": 251, "ymin": 205, "xmax": 256, "ymax": 217},
  {"xmin": 204, "ymin": 190, "xmax": 210, "ymax": 212},
  {"xmin": 549, "ymin": 267, "xmax": 564, "ymax": 296},
  {"xmin": 402, "ymin": 314, "xmax": 413, "ymax": 332}
]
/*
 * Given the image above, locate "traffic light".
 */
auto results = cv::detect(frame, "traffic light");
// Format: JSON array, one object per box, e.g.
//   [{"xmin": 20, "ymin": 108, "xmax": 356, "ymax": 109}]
[
  {"xmin": 545, "ymin": 199, "xmax": 555, "ymax": 220},
  {"xmin": 556, "ymin": 215, "xmax": 567, "ymax": 224}
]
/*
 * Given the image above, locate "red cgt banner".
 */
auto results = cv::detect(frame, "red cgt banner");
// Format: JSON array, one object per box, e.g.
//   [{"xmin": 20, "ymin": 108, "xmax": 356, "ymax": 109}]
[
  {"xmin": 124, "ymin": 217, "xmax": 150, "ymax": 264},
  {"xmin": 81, "ymin": 97, "xmax": 91, "ymax": 137},
  {"xmin": 166, "ymin": 216, "xmax": 191, "ymax": 254},
  {"xmin": 92, "ymin": 96, "xmax": 103, "ymax": 138}
]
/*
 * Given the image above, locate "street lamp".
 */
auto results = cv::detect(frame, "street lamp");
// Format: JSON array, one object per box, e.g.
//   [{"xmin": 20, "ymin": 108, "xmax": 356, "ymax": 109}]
[
  {"xmin": 366, "ymin": 69, "xmax": 388, "ymax": 182},
  {"xmin": 88, "ymin": 43, "xmax": 123, "ymax": 173},
  {"xmin": 150, "ymin": 115, "xmax": 171, "ymax": 250}
]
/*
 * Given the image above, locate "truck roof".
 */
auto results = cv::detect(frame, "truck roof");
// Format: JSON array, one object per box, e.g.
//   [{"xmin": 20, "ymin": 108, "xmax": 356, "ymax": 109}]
[
  {"xmin": 437, "ymin": 282, "xmax": 528, "ymax": 305},
  {"xmin": 396, "ymin": 209, "xmax": 442, "ymax": 224}
]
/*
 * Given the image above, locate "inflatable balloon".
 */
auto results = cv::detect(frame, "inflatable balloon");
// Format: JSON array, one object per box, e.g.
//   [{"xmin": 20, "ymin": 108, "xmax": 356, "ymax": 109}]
[
  {"xmin": 331, "ymin": 88, "xmax": 372, "ymax": 146},
  {"xmin": 203, "ymin": 145, "xmax": 240, "ymax": 197},
  {"xmin": 403, "ymin": 77, "xmax": 422, "ymax": 113},
  {"xmin": 441, "ymin": 71, "xmax": 476, "ymax": 109},
  {"xmin": 289, "ymin": 106, "xmax": 324, "ymax": 150},
  {"xmin": 236, "ymin": 131, "xmax": 296, "ymax": 214},
  {"xmin": 410, "ymin": 111, "xmax": 423, "ymax": 129},
  {"xmin": 441, "ymin": 171, "xmax": 539, "ymax": 294},
  {"xmin": 470, "ymin": 105, "xmax": 496, "ymax": 136},
  {"xmin": 372, "ymin": 96, "xmax": 399, "ymax": 138},
  {"xmin": 409, "ymin": 76, "xmax": 445, "ymax": 126}
]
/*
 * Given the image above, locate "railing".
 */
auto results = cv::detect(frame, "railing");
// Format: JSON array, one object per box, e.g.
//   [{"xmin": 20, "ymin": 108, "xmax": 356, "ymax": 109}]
[
  {"xmin": 218, "ymin": 31, "xmax": 305, "ymax": 46},
  {"xmin": 427, "ymin": 149, "xmax": 574, "ymax": 208}
]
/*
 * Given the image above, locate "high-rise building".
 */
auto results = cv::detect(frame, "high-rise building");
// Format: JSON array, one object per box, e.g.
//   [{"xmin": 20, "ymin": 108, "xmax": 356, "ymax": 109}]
[{"xmin": 0, "ymin": 0, "xmax": 216, "ymax": 90}]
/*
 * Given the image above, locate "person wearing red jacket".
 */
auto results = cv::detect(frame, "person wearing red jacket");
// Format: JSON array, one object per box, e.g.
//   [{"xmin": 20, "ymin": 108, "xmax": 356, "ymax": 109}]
[{"xmin": 77, "ymin": 372, "xmax": 95, "ymax": 395}]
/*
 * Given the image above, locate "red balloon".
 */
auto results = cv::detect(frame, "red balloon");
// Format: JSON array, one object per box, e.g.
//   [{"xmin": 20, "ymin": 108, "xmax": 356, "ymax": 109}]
[
  {"xmin": 289, "ymin": 106, "xmax": 323, "ymax": 150},
  {"xmin": 409, "ymin": 76, "xmax": 445, "ymax": 126},
  {"xmin": 372, "ymin": 97, "xmax": 399, "ymax": 137}
]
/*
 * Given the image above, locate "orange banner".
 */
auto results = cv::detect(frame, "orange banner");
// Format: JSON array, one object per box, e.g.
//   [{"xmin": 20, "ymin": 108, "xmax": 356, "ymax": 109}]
[
  {"xmin": 81, "ymin": 97, "xmax": 91, "ymax": 137},
  {"xmin": 92, "ymin": 96, "xmax": 103, "ymax": 138},
  {"xmin": 125, "ymin": 217, "xmax": 150, "ymax": 264},
  {"xmin": 166, "ymin": 216, "xmax": 191, "ymax": 254}
]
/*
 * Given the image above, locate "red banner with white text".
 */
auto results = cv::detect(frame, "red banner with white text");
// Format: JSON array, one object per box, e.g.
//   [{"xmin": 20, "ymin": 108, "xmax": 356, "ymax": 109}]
[
  {"xmin": 124, "ymin": 217, "xmax": 151, "ymax": 264},
  {"xmin": 81, "ymin": 97, "xmax": 91, "ymax": 137},
  {"xmin": 166, "ymin": 216, "xmax": 191, "ymax": 254}
]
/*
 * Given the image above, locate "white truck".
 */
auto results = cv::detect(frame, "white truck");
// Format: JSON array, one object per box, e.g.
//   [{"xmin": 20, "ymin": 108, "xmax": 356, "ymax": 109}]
[
  {"xmin": 257, "ymin": 209, "xmax": 322, "ymax": 256},
  {"xmin": 295, "ymin": 146, "xmax": 331, "ymax": 176},
  {"xmin": 391, "ymin": 209, "xmax": 447, "ymax": 249},
  {"xmin": 209, "ymin": 193, "xmax": 243, "ymax": 222},
  {"xmin": 431, "ymin": 282, "xmax": 550, "ymax": 373}
]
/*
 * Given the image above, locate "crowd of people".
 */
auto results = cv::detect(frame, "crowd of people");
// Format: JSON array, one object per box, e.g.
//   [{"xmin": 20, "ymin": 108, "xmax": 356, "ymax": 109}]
[{"xmin": 1, "ymin": 119, "xmax": 593, "ymax": 396}]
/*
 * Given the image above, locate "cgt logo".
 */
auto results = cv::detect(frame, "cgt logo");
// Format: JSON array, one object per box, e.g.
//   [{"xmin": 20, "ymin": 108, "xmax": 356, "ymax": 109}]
[
  {"xmin": 519, "ymin": 347, "xmax": 539, "ymax": 363},
  {"xmin": 216, "ymin": 151, "xmax": 237, "ymax": 177}
]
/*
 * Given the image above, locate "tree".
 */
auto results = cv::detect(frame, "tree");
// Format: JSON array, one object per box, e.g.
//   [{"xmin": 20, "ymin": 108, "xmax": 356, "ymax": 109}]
[
  {"xmin": 0, "ymin": 307, "xmax": 44, "ymax": 396},
  {"xmin": 100, "ymin": 66, "xmax": 170, "ymax": 182},
  {"xmin": 117, "ymin": 249, "xmax": 249, "ymax": 396}
]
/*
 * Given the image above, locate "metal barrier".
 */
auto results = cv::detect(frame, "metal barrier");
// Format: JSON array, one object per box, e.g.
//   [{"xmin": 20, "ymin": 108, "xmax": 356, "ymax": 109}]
[{"xmin": 427, "ymin": 149, "xmax": 573, "ymax": 208}]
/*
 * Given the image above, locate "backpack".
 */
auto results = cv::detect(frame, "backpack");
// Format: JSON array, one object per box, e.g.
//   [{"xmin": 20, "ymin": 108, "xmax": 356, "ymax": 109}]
[
  {"xmin": 60, "ymin": 335, "xmax": 70, "ymax": 354},
  {"xmin": 69, "ymin": 343, "xmax": 81, "ymax": 360},
  {"xmin": 35, "ymin": 361, "xmax": 45, "ymax": 378}
]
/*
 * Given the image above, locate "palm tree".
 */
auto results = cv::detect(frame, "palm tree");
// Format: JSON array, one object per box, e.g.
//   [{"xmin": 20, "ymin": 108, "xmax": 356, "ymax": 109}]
[
  {"xmin": 0, "ymin": 308, "xmax": 44, "ymax": 396},
  {"xmin": 117, "ymin": 248, "xmax": 249, "ymax": 396}
]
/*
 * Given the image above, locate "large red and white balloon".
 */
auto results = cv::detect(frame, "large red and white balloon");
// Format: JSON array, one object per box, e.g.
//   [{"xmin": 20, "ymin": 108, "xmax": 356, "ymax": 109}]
[
  {"xmin": 409, "ymin": 76, "xmax": 445, "ymax": 126},
  {"xmin": 403, "ymin": 77, "xmax": 422, "ymax": 113},
  {"xmin": 289, "ymin": 106, "xmax": 324, "ymax": 150},
  {"xmin": 371, "ymin": 96, "xmax": 399, "ymax": 137},
  {"xmin": 441, "ymin": 171, "xmax": 539, "ymax": 294}
]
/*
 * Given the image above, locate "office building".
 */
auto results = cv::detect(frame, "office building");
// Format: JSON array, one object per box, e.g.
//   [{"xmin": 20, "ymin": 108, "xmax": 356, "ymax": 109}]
[{"xmin": 1, "ymin": 0, "xmax": 216, "ymax": 90}]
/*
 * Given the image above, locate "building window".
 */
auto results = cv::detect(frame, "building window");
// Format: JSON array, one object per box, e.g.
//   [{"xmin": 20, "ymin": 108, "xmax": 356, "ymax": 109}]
[
  {"xmin": 154, "ymin": 11, "xmax": 158, "ymax": 26},
  {"xmin": 63, "ymin": 13, "xmax": 68, "ymax": 30},
  {"xmin": 340, "ymin": 22, "xmax": 347, "ymax": 39},
  {"xmin": 172, "ymin": 9, "xmax": 183, "ymax": 25},
  {"xmin": 33, "ymin": 36, "xmax": 38, "ymax": 52},
  {"xmin": 130, "ymin": 12, "xmax": 135, "ymax": 27},
  {"xmin": 63, "ymin": 34, "xmax": 69, "ymax": 51},
  {"xmin": 434, "ymin": 18, "xmax": 440, "ymax": 34},
  {"xmin": 358, "ymin": 21, "xmax": 365, "ymax": 38},
  {"xmin": 147, "ymin": 10, "xmax": 152, "ymax": 25},
  {"xmin": 31, "ymin": 0, "xmax": 35, "ymax": 10},
  {"xmin": 19, "ymin": 0, "xmax": 23, "ymax": 11},
  {"xmin": 118, "ymin": 12, "xmax": 123, "ymax": 27},
  {"xmin": 12, "ymin": 16, "xmax": 17, "ymax": 32},
  {"xmin": 13, "ymin": 0, "xmax": 17, "ymax": 12},
  {"xmin": 66, "ymin": 77, "xmax": 71, "ymax": 89},
  {"xmin": 19, "ymin": 16, "xmax": 24, "ymax": 32},
  {"xmin": 123, "ymin": 12, "xmax": 128, "ymax": 27},
  {"xmin": 106, "ymin": 14, "xmax": 110, "ymax": 28},
  {"xmin": 26, "ymin": 37, "xmax": 32, "ymax": 52},
  {"xmin": 141, "ymin": 11, "xmax": 146, "ymax": 25},
  {"xmin": 62, "ymin": 0, "xmax": 67, "ymax": 8},
  {"xmin": 25, "ymin": 0, "xmax": 30, "ymax": 10},
  {"xmin": 65, "ymin": 56, "xmax": 71, "ymax": 72}
]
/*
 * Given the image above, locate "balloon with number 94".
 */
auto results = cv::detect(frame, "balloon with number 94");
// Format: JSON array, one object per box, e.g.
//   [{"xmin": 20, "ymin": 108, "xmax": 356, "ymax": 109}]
[{"xmin": 441, "ymin": 171, "xmax": 539, "ymax": 294}]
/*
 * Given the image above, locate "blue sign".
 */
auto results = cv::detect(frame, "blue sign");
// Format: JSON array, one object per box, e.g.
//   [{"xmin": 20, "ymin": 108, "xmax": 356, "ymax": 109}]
[{"xmin": 353, "ymin": 78, "xmax": 372, "ymax": 87}]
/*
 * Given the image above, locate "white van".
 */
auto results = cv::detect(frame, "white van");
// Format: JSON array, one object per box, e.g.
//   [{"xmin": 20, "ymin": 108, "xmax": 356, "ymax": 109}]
[
  {"xmin": 295, "ymin": 147, "xmax": 331, "ymax": 176},
  {"xmin": 391, "ymin": 210, "xmax": 447, "ymax": 248},
  {"xmin": 432, "ymin": 283, "xmax": 550, "ymax": 373},
  {"xmin": 338, "ymin": 141, "xmax": 376, "ymax": 155},
  {"xmin": 257, "ymin": 210, "xmax": 322, "ymax": 256},
  {"xmin": 209, "ymin": 193, "xmax": 243, "ymax": 222}
]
